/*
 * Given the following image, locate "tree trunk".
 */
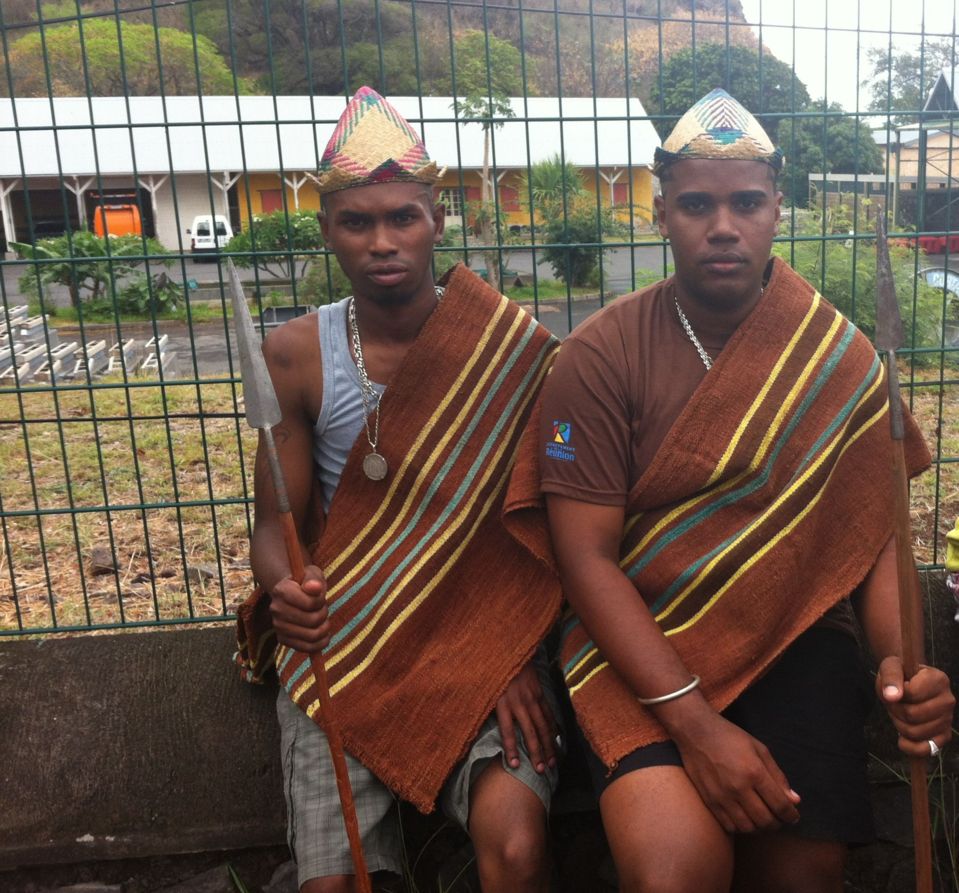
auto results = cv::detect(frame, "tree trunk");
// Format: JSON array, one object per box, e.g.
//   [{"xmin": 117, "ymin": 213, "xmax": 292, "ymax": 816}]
[{"xmin": 481, "ymin": 128, "xmax": 501, "ymax": 294}]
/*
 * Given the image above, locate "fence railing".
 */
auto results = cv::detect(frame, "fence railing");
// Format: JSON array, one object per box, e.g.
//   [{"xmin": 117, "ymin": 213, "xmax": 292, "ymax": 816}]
[{"xmin": 1, "ymin": 0, "xmax": 957, "ymax": 636}]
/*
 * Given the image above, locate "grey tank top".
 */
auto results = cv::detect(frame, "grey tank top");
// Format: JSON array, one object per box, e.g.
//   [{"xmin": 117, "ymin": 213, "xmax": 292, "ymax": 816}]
[{"xmin": 312, "ymin": 298, "xmax": 386, "ymax": 512}]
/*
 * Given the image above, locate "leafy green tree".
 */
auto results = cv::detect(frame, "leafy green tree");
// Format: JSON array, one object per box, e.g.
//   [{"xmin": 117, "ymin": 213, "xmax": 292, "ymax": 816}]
[
  {"xmin": 773, "ymin": 209, "xmax": 943, "ymax": 353},
  {"xmin": 226, "ymin": 210, "xmax": 322, "ymax": 281},
  {"xmin": 781, "ymin": 102, "xmax": 885, "ymax": 208},
  {"xmin": 0, "ymin": 19, "xmax": 239, "ymax": 96},
  {"xmin": 542, "ymin": 210, "xmax": 605, "ymax": 288},
  {"xmin": 650, "ymin": 44, "xmax": 810, "ymax": 143},
  {"xmin": 519, "ymin": 155, "xmax": 588, "ymax": 222},
  {"xmin": 12, "ymin": 231, "xmax": 176, "ymax": 310},
  {"xmin": 452, "ymin": 30, "xmax": 522, "ymax": 293},
  {"xmin": 864, "ymin": 39, "xmax": 958, "ymax": 124},
  {"xmin": 201, "ymin": 0, "xmax": 449, "ymax": 96}
]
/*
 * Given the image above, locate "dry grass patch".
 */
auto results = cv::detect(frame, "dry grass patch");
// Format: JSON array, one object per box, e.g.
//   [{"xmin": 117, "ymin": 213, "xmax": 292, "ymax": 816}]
[
  {"xmin": 0, "ymin": 374, "xmax": 258, "ymax": 634},
  {"xmin": 2, "ymin": 361, "xmax": 958, "ymax": 636}
]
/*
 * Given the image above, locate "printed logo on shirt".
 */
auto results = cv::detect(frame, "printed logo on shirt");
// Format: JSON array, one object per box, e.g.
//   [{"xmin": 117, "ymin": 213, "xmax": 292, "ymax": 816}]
[{"xmin": 545, "ymin": 420, "xmax": 576, "ymax": 462}]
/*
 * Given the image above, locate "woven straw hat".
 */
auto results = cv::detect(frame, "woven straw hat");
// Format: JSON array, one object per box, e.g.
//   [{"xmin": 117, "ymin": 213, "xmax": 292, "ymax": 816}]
[
  {"xmin": 654, "ymin": 88, "xmax": 784, "ymax": 178},
  {"xmin": 315, "ymin": 86, "xmax": 445, "ymax": 195}
]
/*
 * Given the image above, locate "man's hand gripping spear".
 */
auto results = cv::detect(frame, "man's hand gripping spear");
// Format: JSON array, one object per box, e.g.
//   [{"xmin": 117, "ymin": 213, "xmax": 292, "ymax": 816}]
[
  {"xmin": 230, "ymin": 260, "xmax": 372, "ymax": 892},
  {"xmin": 875, "ymin": 216, "xmax": 934, "ymax": 893}
]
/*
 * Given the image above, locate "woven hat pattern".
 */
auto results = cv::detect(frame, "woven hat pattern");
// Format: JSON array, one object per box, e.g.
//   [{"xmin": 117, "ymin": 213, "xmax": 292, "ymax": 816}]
[
  {"xmin": 316, "ymin": 86, "xmax": 444, "ymax": 195},
  {"xmin": 654, "ymin": 88, "xmax": 784, "ymax": 177}
]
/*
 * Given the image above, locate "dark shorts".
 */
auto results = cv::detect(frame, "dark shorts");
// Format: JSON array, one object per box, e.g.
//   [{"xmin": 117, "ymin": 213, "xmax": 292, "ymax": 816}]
[{"xmin": 583, "ymin": 626, "xmax": 876, "ymax": 844}]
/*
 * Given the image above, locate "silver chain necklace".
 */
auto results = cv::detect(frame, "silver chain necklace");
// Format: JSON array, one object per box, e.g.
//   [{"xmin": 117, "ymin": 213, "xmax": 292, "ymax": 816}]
[
  {"xmin": 348, "ymin": 286, "xmax": 445, "ymax": 481},
  {"xmin": 673, "ymin": 288, "xmax": 763, "ymax": 372},
  {"xmin": 674, "ymin": 295, "xmax": 713, "ymax": 371}
]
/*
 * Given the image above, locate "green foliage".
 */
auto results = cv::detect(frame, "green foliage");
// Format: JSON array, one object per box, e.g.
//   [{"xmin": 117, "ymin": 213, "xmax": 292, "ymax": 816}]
[
  {"xmin": 774, "ymin": 209, "xmax": 945, "ymax": 356},
  {"xmin": 542, "ymin": 210, "xmax": 604, "ymax": 287},
  {"xmin": 116, "ymin": 273, "xmax": 182, "ymax": 316},
  {"xmin": 12, "ymin": 231, "xmax": 175, "ymax": 310},
  {"xmin": 864, "ymin": 39, "xmax": 958, "ymax": 123},
  {"xmin": 434, "ymin": 225, "xmax": 465, "ymax": 281},
  {"xmin": 781, "ymin": 102, "xmax": 885, "ymax": 209},
  {"xmin": 298, "ymin": 254, "xmax": 352, "ymax": 305},
  {"xmin": 451, "ymin": 31, "xmax": 521, "ymax": 123},
  {"xmin": 519, "ymin": 155, "xmax": 588, "ymax": 222},
  {"xmin": 0, "ymin": 19, "xmax": 240, "ymax": 96},
  {"xmin": 226, "ymin": 210, "xmax": 322, "ymax": 280},
  {"xmin": 200, "ymin": 0, "xmax": 447, "ymax": 96},
  {"xmin": 650, "ymin": 44, "xmax": 810, "ymax": 143}
]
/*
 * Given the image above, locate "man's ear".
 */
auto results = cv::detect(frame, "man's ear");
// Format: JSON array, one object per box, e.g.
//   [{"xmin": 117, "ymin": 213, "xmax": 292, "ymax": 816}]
[
  {"xmin": 654, "ymin": 194, "xmax": 668, "ymax": 239},
  {"xmin": 432, "ymin": 201, "xmax": 446, "ymax": 243},
  {"xmin": 318, "ymin": 210, "xmax": 330, "ymax": 244}
]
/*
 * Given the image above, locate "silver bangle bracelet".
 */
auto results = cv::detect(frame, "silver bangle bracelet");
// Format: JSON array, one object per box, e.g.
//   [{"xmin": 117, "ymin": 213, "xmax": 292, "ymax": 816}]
[{"xmin": 637, "ymin": 674, "xmax": 701, "ymax": 706}]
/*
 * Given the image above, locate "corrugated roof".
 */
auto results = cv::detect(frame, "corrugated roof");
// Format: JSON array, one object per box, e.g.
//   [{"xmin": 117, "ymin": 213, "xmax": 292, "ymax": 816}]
[{"xmin": 0, "ymin": 95, "xmax": 660, "ymax": 178}]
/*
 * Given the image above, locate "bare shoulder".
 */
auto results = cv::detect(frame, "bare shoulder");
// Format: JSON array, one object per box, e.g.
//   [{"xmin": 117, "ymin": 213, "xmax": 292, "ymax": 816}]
[
  {"xmin": 261, "ymin": 312, "xmax": 323, "ymax": 418},
  {"xmin": 262, "ymin": 312, "xmax": 320, "ymax": 369}
]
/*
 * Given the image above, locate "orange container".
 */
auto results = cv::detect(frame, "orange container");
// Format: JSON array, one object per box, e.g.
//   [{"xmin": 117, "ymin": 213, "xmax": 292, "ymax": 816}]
[{"xmin": 93, "ymin": 203, "xmax": 142, "ymax": 238}]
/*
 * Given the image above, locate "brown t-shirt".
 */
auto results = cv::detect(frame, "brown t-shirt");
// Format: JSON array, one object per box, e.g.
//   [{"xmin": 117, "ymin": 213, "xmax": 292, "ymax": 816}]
[
  {"xmin": 539, "ymin": 277, "xmax": 858, "ymax": 634},
  {"xmin": 540, "ymin": 278, "xmax": 722, "ymax": 502}
]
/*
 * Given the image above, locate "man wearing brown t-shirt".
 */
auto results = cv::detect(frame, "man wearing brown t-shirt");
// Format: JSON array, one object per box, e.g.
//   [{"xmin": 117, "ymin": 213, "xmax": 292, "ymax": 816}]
[{"xmin": 539, "ymin": 90, "xmax": 954, "ymax": 892}]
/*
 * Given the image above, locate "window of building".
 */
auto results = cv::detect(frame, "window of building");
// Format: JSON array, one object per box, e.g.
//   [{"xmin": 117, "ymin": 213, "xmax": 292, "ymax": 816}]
[{"xmin": 439, "ymin": 188, "xmax": 463, "ymax": 218}]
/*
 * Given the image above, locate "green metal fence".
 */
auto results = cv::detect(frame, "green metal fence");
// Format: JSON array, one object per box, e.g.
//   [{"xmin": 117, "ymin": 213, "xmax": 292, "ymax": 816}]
[{"xmin": 0, "ymin": 0, "xmax": 956, "ymax": 636}]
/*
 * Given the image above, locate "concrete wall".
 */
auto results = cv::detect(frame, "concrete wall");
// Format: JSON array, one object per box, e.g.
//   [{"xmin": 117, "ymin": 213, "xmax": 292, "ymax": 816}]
[{"xmin": 2, "ymin": 574, "xmax": 957, "ymax": 889}]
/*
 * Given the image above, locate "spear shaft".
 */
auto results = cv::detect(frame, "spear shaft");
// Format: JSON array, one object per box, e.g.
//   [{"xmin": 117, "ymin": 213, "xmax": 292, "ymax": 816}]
[
  {"xmin": 229, "ymin": 261, "xmax": 371, "ymax": 892},
  {"xmin": 875, "ymin": 219, "xmax": 933, "ymax": 893}
]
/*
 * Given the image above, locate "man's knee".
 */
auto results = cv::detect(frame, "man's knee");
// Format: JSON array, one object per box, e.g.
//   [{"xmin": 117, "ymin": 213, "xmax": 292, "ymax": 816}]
[
  {"xmin": 733, "ymin": 834, "xmax": 846, "ymax": 893},
  {"xmin": 615, "ymin": 849, "xmax": 732, "ymax": 893},
  {"xmin": 299, "ymin": 875, "xmax": 353, "ymax": 893},
  {"xmin": 473, "ymin": 816, "xmax": 547, "ymax": 880}
]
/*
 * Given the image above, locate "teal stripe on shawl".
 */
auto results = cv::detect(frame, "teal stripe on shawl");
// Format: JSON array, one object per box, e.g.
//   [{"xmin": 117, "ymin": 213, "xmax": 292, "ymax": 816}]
[
  {"xmin": 325, "ymin": 316, "xmax": 551, "ymax": 647},
  {"xmin": 650, "ymin": 342, "xmax": 880, "ymax": 614},
  {"xmin": 627, "ymin": 317, "xmax": 856, "ymax": 607}
]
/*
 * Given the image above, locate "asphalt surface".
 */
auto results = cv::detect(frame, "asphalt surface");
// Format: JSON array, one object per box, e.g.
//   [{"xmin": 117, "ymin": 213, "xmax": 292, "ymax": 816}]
[
  {"xmin": 0, "ymin": 245, "xmax": 672, "ymax": 378},
  {"xmin": 4, "ymin": 244, "xmax": 957, "ymax": 378}
]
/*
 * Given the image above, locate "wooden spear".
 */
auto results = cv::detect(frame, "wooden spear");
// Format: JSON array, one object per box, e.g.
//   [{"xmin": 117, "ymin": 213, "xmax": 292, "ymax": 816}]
[
  {"xmin": 874, "ymin": 216, "xmax": 933, "ymax": 893},
  {"xmin": 229, "ymin": 260, "xmax": 372, "ymax": 892}
]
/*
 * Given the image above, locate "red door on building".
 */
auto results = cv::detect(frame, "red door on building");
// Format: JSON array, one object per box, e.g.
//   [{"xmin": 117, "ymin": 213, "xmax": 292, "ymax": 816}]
[{"xmin": 260, "ymin": 189, "xmax": 283, "ymax": 213}]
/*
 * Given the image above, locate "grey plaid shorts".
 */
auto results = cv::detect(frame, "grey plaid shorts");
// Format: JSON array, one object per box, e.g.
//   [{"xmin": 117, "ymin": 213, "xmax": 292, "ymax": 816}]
[{"xmin": 277, "ymin": 648, "xmax": 561, "ymax": 886}]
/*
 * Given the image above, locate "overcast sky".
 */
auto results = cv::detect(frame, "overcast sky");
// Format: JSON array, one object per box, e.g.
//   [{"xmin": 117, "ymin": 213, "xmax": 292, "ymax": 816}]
[{"xmin": 738, "ymin": 0, "xmax": 958, "ymax": 113}]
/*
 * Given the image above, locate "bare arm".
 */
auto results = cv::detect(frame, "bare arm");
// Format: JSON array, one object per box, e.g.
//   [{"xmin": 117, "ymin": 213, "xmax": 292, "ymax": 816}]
[
  {"xmin": 250, "ymin": 318, "xmax": 331, "ymax": 653},
  {"xmin": 853, "ymin": 534, "xmax": 955, "ymax": 757},
  {"xmin": 547, "ymin": 494, "xmax": 800, "ymax": 832}
]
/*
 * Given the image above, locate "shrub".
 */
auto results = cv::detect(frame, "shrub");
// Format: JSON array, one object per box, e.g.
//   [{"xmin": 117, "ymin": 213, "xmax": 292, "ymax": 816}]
[{"xmin": 298, "ymin": 254, "xmax": 352, "ymax": 305}]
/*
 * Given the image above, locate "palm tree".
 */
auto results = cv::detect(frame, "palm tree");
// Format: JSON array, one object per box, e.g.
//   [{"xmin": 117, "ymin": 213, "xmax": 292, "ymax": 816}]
[{"xmin": 519, "ymin": 155, "xmax": 588, "ymax": 227}]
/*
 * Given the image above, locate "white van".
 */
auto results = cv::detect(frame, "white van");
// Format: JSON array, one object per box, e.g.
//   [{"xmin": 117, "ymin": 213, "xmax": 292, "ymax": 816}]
[{"xmin": 187, "ymin": 214, "xmax": 233, "ymax": 258}]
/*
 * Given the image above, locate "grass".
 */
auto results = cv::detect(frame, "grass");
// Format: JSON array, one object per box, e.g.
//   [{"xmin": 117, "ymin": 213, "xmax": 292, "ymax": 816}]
[
  {"xmin": 0, "ymin": 373, "xmax": 257, "ymax": 634},
  {"xmin": 39, "ymin": 299, "xmax": 229, "ymax": 327},
  {"xmin": 1, "ymin": 356, "xmax": 957, "ymax": 637}
]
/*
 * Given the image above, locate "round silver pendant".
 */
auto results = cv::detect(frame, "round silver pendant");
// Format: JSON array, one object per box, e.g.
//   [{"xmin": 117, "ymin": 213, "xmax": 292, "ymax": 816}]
[{"xmin": 362, "ymin": 452, "xmax": 388, "ymax": 481}]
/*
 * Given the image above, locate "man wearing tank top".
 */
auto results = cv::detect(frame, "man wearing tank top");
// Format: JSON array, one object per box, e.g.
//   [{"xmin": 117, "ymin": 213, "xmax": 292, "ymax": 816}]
[{"xmin": 242, "ymin": 87, "xmax": 563, "ymax": 892}]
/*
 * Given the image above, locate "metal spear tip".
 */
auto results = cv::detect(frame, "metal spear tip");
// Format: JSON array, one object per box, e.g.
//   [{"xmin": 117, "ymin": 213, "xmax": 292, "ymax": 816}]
[
  {"xmin": 228, "ymin": 259, "xmax": 282, "ymax": 431},
  {"xmin": 875, "ymin": 214, "xmax": 905, "ymax": 353}
]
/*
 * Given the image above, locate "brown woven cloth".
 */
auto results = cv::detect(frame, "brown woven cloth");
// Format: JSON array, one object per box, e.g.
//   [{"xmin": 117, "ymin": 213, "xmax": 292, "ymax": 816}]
[
  {"xmin": 509, "ymin": 258, "xmax": 931, "ymax": 769},
  {"xmin": 235, "ymin": 265, "xmax": 562, "ymax": 812}
]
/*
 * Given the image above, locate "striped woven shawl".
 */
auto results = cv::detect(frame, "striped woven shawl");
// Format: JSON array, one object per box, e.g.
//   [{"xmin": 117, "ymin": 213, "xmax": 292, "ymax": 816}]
[
  {"xmin": 236, "ymin": 264, "xmax": 562, "ymax": 812},
  {"xmin": 557, "ymin": 259, "xmax": 930, "ymax": 768}
]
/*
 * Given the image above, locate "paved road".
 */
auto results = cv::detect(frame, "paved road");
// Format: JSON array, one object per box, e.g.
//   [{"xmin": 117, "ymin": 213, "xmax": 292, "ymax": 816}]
[{"xmin": 6, "ymin": 244, "xmax": 957, "ymax": 378}]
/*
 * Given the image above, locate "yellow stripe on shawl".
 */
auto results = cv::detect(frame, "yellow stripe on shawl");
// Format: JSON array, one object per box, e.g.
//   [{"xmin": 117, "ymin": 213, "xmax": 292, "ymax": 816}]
[
  {"xmin": 324, "ymin": 354, "xmax": 554, "ymax": 678},
  {"xmin": 620, "ymin": 298, "xmax": 840, "ymax": 570},
  {"xmin": 706, "ymin": 293, "xmax": 822, "ymax": 485},
  {"xmin": 655, "ymin": 364, "xmax": 884, "ymax": 625},
  {"xmin": 568, "ymin": 659, "xmax": 609, "ymax": 697},
  {"xmin": 324, "ymin": 296, "xmax": 519, "ymax": 590},
  {"xmin": 567, "ymin": 369, "xmax": 885, "ymax": 697},
  {"xmin": 330, "ymin": 464, "xmax": 512, "ymax": 697}
]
